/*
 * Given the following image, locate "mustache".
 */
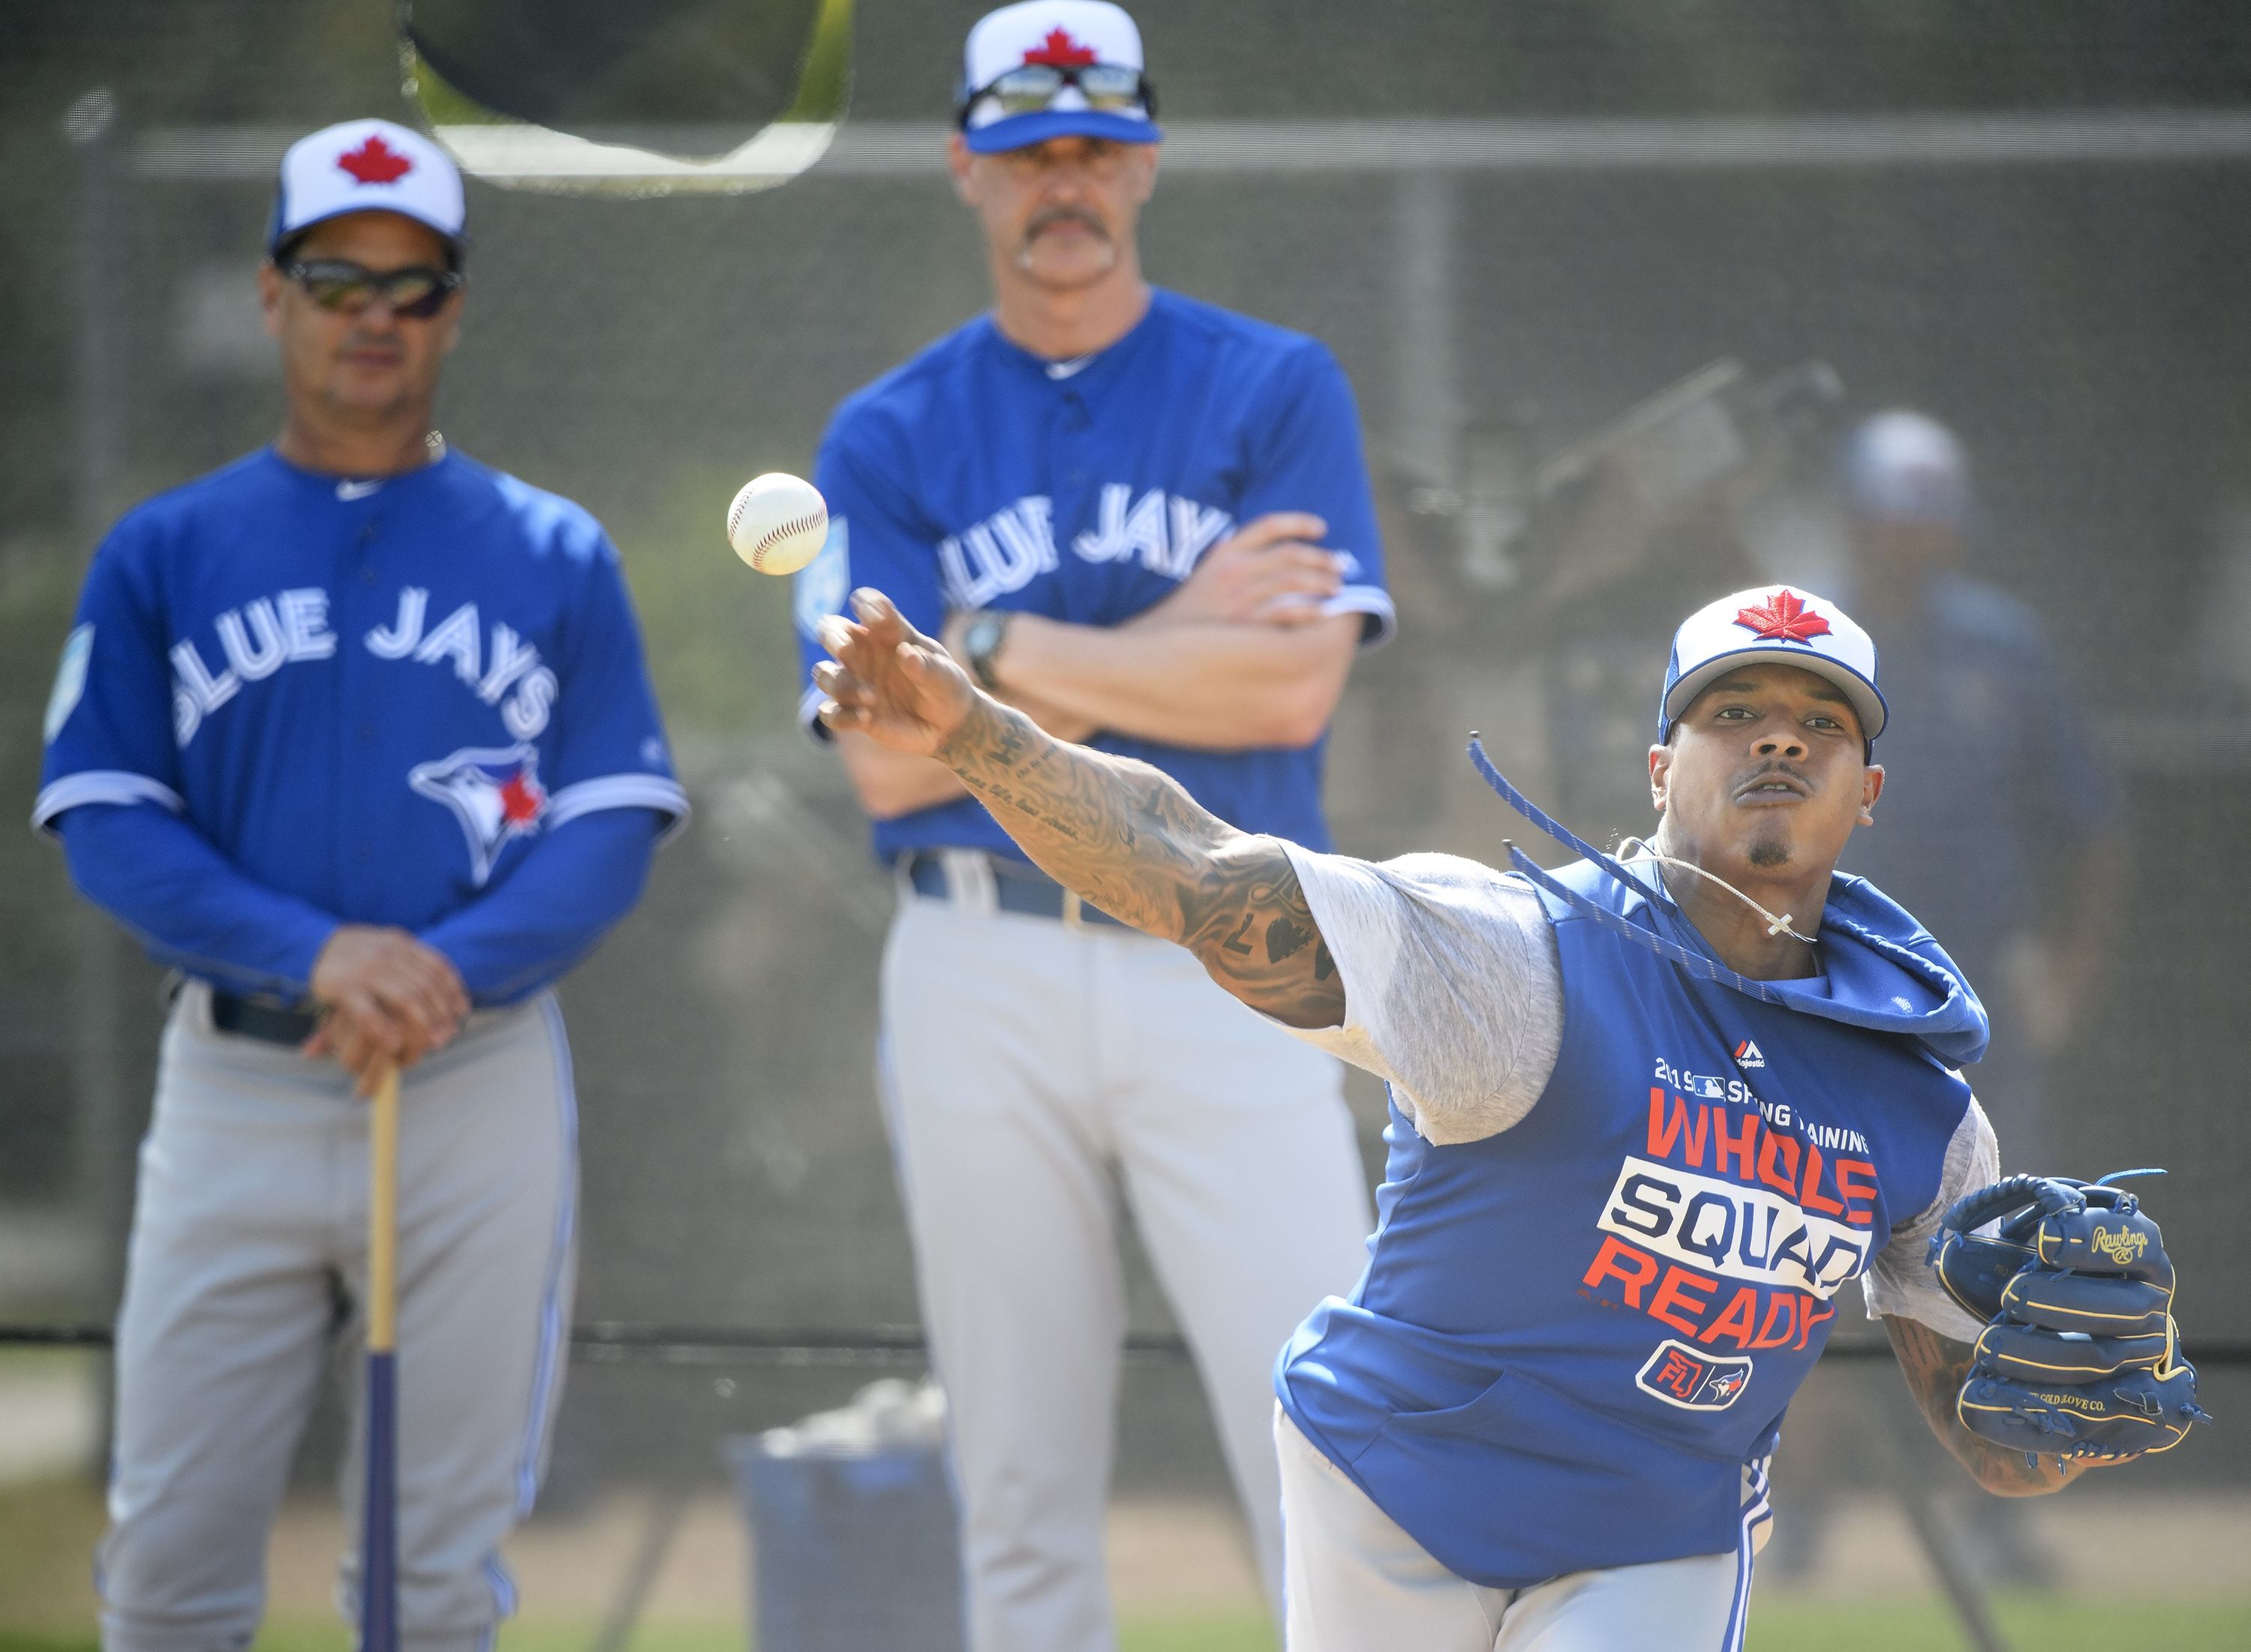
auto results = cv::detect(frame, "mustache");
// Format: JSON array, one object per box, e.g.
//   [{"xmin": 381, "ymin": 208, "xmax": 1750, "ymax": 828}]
[
  {"xmin": 1023, "ymin": 205, "xmax": 1110, "ymax": 242},
  {"xmin": 1735, "ymin": 758, "xmax": 1814, "ymax": 795}
]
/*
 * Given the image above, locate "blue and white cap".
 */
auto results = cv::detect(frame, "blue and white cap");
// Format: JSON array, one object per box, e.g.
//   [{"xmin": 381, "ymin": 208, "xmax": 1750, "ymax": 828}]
[
  {"xmin": 266, "ymin": 119, "xmax": 466, "ymax": 263},
  {"xmin": 1842, "ymin": 410, "xmax": 1969, "ymax": 525},
  {"xmin": 1659, "ymin": 584, "xmax": 1887, "ymax": 745},
  {"xmin": 958, "ymin": 1, "xmax": 1162, "ymax": 155}
]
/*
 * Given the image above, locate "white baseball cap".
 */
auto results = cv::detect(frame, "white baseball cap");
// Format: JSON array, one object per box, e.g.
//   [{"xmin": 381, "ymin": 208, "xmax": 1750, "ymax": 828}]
[
  {"xmin": 957, "ymin": 1, "xmax": 1161, "ymax": 155},
  {"xmin": 1660, "ymin": 584, "xmax": 1888, "ymax": 746},
  {"xmin": 266, "ymin": 119, "xmax": 466, "ymax": 263},
  {"xmin": 1842, "ymin": 410, "xmax": 1969, "ymax": 525}
]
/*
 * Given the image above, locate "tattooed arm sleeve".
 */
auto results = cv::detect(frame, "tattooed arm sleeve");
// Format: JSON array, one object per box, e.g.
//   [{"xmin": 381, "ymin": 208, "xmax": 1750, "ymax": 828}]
[{"xmin": 935, "ymin": 695, "xmax": 1344, "ymax": 1029}]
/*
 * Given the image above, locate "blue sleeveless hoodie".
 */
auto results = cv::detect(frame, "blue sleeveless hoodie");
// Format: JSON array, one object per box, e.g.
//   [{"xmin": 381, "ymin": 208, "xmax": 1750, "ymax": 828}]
[{"xmin": 1274, "ymin": 749, "xmax": 1985, "ymax": 1589}]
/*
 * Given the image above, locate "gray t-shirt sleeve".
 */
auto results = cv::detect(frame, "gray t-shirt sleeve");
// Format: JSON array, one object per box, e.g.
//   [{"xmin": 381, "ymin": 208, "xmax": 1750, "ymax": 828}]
[
  {"xmin": 1273, "ymin": 845, "xmax": 1564, "ymax": 1146},
  {"xmin": 1860, "ymin": 1095, "xmax": 1999, "ymax": 1342}
]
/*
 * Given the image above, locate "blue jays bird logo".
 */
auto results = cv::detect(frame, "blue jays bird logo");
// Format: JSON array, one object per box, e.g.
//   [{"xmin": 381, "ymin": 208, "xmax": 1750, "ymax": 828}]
[
  {"xmin": 1635, "ymin": 1339, "xmax": 1756, "ymax": 1411},
  {"xmin": 409, "ymin": 744, "xmax": 548, "ymax": 885}
]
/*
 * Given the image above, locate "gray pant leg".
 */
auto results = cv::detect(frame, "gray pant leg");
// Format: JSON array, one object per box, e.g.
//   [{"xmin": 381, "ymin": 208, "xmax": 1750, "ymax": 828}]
[
  {"xmin": 1497, "ymin": 1548, "xmax": 1744, "ymax": 1652},
  {"xmin": 334, "ymin": 993, "xmax": 579, "ymax": 1652},
  {"xmin": 98, "ymin": 986, "xmax": 576, "ymax": 1652},
  {"xmin": 99, "ymin": 993, "xmax": 349, "ymax": 1652},
  {"xmin": 1109, "ymin": 940, "xmax": 1372, "ymax": 1617},
  {"xmin": 879, "ymin": 899, "xmax": 1126, "ymax": 1652}
]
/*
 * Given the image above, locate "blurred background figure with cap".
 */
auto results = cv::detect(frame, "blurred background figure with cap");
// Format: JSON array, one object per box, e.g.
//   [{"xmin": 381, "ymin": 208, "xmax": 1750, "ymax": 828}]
[
  {"xmin": 1832, "ymin": 410, "xmax": 2124, "ymax": 1176},
  {"xmin": 789, "ymin": 3, "xmax": 1392, "ymax": 1647},
  {"xmin": 34, "ymin": 116, "xmax": 683, "ymax": 1649}
]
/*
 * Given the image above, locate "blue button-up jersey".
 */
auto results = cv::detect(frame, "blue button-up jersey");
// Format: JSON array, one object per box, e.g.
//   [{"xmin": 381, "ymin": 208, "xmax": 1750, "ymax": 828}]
[
  {"xmin": 793, "ymin": 288, "xmax": 1391, "ymax": 864},
  {"xmin": 38, "ymin": 447, "xmax": 685, "ymax": 932}
]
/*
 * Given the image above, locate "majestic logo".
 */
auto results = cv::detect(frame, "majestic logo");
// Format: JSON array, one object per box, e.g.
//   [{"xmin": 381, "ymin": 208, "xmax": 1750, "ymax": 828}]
[
  {"xmin": 1733, "ymin": 1039, "xmax": 1766, "ymax": 1069},
  {"xmin": 409, "ymin": 744, "xmax": 548, "ymax": 885},
  {"xmin": 338, "ymin": 134, "xmax": 414, "ymax": 185},
  {"xmin": 1733, "ymin": 588, "xmax": 1831, "ymax": 644},
  {"xmin": 1023, "ymin": 27, "xmax": 1098, "ymax": 66},
  {"xmin": 1636, "ymin": 1341, "xmax": 1754, "ymax": 1411}
]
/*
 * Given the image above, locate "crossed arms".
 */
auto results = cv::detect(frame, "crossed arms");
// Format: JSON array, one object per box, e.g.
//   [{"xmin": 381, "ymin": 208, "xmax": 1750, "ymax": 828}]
[{"xmin": 831, "ymin": 511, "xmax": 1366, "ymax": 820}]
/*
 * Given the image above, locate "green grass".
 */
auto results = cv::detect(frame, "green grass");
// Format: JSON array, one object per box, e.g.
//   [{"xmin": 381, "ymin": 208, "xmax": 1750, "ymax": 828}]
[
  {"xmin": 3, "ymin": 1461, "xmax": 2242, "ymax": 1652},
  {"xmin": 8, "ymin": 1598, "xmax": 2251, "ymax": 1652},
  {"xmin": 1744, "ymin": 1596, "xmax": 2251, "ymax": 1652}
]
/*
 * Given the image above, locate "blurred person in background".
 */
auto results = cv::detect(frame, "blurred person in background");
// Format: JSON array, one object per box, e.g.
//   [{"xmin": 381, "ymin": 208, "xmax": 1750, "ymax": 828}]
[
  {"xmin": 1760, "ymin": 411, "xmax": 2125, "ymax": 1587},
  {"xmin": 787, "ymin": 4, "xmax": 1391, "ymax": 1647},
  {"xmin": 1832, "ymin": 411, "xmax": 2123, "ymax": 1173}
]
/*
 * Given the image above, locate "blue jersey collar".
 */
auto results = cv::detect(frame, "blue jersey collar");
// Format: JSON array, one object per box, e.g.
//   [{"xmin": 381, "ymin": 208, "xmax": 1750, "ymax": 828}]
[
  {"xmin": 261, "ymin": 441, "xmax": 458, "ymax": 497},
  {"xmin": 980, "ymin": 287, "xmax": 1168, "ymax": 391}
]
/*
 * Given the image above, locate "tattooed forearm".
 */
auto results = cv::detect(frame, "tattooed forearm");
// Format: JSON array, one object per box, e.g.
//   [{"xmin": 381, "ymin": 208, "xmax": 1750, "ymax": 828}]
[
  {"xmin": 935, "ymin": 696, "xmax": 1346, "ymax": 1028},
  {"xmin": 1883, "ymin": 1315, "xmax": 2087, "ymax": 1497}
]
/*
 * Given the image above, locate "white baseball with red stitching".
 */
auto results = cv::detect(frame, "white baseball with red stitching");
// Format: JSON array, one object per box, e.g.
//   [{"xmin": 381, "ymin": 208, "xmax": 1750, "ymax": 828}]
[{"xmin": 726, "ymin": 473, "xmax": 828, "ymax": 576}]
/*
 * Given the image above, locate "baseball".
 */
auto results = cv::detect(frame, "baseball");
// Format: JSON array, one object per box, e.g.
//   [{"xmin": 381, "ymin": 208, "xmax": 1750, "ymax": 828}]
[{"xmin": 726, "ymin": 473, "xmax": 828, "ymax": 575}]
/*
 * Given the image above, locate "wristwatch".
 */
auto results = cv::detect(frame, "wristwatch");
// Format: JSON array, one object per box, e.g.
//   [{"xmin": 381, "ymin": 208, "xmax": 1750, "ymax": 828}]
[{"xmin": 960, "ymin": 609, "xmax": 1014, "ymax": 692}]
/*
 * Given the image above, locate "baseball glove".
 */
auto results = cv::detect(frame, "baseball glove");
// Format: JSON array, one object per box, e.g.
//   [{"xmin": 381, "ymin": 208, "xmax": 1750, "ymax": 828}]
[{"xmin": 1928, "ymin": 1170, "xmax": 2212, "ymax": 1464}]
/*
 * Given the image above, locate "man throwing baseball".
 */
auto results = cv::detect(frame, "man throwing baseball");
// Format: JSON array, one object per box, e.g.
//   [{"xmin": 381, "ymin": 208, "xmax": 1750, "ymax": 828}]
[
  {"xmin": 814, "ymin": 579, "xmax": 2206, "ymax": 1649},
  {"xmin": 35, "ymin": 120, "xmax": 684, "ymax": 1650},
  {"xmin": 789, "ymin": 3, "xmax": 1391, "ymax": 1644}
]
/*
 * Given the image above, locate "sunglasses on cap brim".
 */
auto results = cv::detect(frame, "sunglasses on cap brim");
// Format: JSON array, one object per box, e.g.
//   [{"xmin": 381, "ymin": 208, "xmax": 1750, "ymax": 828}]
[
  {"xmin": 278, "ymin": 258, "xmax": 464, "ymax": 320},
  {"xmin": 956, "ymin": 62, "xmax": 1157, "ymax": 127}
]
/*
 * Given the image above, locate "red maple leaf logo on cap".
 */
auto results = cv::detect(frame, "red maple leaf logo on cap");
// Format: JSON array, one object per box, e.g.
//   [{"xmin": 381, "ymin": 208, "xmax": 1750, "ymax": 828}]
[
  {"xmin": 1023, "ymin": 26, "xmax": 1098, "ymax": 66},
  {"xmin": 1733, "ymin": 588, "xmax": 1832, "ymax": 644},
  {"xmin": 337, "ymin": 134, "xmax": 413, "ymax": 185},
  {"xmin": 498, "ymin": 769, "xmax": 545, "ymax": 827}
]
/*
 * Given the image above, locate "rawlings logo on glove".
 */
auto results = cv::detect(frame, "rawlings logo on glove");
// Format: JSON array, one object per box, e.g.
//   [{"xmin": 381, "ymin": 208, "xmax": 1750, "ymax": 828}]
[{"xmin": 1928, "ymin": 1170, "xmax": 2212, "ymax": 1465}]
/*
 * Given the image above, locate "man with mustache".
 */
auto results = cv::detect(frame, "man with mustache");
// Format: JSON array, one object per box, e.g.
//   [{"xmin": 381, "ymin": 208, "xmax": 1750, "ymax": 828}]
[
  {"xmin": 789, "ymin": 3, "xmax": 1391, "ymax": 1646},
  {"xmin": 814, "ymin": 579, "xmax": 2189, "ymax": 1648}
]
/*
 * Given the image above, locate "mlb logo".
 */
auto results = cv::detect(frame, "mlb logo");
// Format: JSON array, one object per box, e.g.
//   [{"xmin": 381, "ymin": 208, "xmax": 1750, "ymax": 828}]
[
  {"xmin": 410, "ymin": 744, "xmax": 549, "ymax": 885},
  {"xmin": 1636, "ymin": 1339, "xmax": 1754, "ymax": 1411}
]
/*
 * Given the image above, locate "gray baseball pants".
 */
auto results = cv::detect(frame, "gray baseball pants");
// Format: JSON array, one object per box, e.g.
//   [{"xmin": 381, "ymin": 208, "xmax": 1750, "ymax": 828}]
[
  {"xmin": 879, "ymin": 882, "xmax": 1376, "ymax": 1652},
  {"xmin": 1275, "ymin": 1408, "xmax": 1758, "ymax": 1651},
  {"xmin": 97, "ymin": 980, "xmax": 578, "ymax": 1652}
]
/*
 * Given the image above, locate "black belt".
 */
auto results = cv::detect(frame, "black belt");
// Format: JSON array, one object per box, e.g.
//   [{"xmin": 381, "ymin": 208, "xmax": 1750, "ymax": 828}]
[
  {"xmin": 902, "ymin": 851, "xmax": 1128, "ymax": 927},
  {"xmin": 209, "ymin": 992, "xmax": 321, "ymax": 1047}
]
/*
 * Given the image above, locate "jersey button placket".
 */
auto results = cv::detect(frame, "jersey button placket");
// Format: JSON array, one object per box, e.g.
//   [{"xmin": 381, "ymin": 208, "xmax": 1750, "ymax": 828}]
[
  {"xmin": 340, "ymin": 518, "xmax": 380, "ymax": 906},
  {"xmin": 1055, "ymin": 391, "xmax": 1093, "ymax": 536}
]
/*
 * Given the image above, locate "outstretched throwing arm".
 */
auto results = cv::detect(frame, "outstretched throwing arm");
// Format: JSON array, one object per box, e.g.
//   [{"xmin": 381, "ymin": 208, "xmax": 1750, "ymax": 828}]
[{"xmin": 816, "ymin": 589, "xmax": 1344, "ymax": 1029}]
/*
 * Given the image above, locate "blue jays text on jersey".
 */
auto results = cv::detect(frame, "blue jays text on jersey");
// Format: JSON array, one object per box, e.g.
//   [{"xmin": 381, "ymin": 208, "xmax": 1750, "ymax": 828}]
[
  {"xmin": 38, "ymin": 446, "xmax": 685, "ymax": 993},
  {"xmin": 793, "ymin": 287, "xmax": 1393, "ymax": 864}
]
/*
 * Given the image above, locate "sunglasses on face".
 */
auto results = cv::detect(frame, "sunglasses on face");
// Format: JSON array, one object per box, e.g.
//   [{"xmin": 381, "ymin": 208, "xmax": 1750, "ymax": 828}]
[
  {"xmin": 278, "ymin": 259, "xmax": 463, "ymax": 320},
  {"xmin": 957, "ymin": 62, "xmax": 1156, "ymax": 125}
]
